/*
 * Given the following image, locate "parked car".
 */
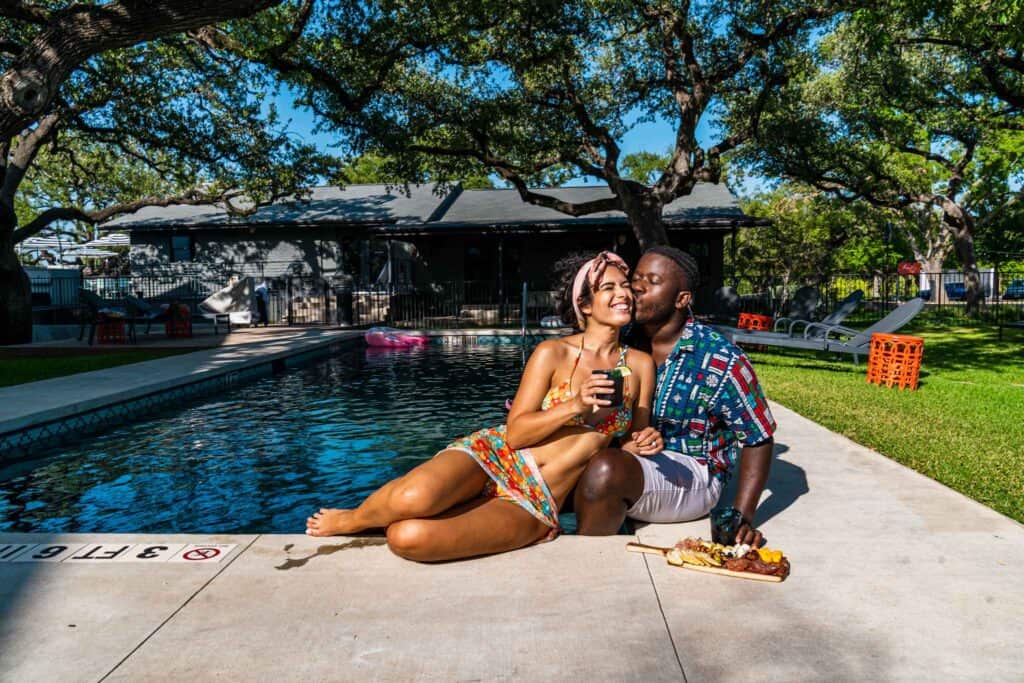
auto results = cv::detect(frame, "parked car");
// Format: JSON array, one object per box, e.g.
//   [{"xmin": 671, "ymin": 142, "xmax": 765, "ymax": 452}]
[
  {"xmin": 944, "ymin": 281, "xmax": 991, "ymax": 301},
  {"xmin": 945, "ymin": 282, "xmax": 966, "ymax": 300},
  {"xmin": 1003, "ymin": 279, "xmax": 1024, "ymax": 300}
]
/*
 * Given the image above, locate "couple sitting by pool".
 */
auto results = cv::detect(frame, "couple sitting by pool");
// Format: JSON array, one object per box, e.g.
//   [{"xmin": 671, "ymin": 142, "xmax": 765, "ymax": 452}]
[{"xmin": 306, "ymin": 247, "xmax": 776, "ymax": 562}]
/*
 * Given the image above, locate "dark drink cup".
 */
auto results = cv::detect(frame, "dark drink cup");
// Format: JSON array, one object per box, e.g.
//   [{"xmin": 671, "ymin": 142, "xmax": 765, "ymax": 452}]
[
  {"xmin": 591, "ymin": 369, "xmax": 624, "ymax": 407},
  {"xmin": 710, "ymin": 507, "xmax": 744, "ymax": 545}
]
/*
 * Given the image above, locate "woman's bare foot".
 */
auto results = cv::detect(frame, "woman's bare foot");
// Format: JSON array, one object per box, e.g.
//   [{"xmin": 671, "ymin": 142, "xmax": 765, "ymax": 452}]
[{"xmin": 305, "ymin": 508, "xmax": 362, "ymax": 536}]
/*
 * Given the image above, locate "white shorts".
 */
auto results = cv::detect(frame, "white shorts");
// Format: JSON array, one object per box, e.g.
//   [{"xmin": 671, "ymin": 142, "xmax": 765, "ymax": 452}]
[{"xmin": 625, "ymin": 450, "xmax": 723, "ymax": 523}]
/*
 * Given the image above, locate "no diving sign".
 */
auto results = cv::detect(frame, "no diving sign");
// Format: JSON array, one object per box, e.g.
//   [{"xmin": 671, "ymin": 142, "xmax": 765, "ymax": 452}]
[
  {"xmin": 170, "ymin": 544, "xmax": 236, "ymax": 563},
  {"xmin": 0, "ymin": 542, "xmax": 237, "ymax": 564}
]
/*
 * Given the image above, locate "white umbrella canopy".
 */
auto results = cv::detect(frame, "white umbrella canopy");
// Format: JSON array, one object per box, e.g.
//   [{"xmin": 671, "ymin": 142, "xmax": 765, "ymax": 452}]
[
  {"xmin": 66, "ymin": 246, "xmax": 118, "ymax": 257},
  {"xmin": 19, "ymin": 236, "xmax": 76, "ymax": 251},
  {"xmin": 83, "ymin": 232, "xmax": 130, "ymax": 247}
]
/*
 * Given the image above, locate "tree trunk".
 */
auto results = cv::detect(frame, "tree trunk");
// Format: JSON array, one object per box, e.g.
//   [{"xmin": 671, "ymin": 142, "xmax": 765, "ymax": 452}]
[
  {"xmin": 616, "ymin": 188, "xmax": 669, "ymax": 250},
  {"xmin": 0, "ymin": 205, "xmax": 32, "ymax": 344},
  {"xmin": 941, "ymin": 204, "xmax": 983, "ymax": 315},
  {"xmin": 920, "ymin": 255, "xmax": 944, "ymax": 300},
  {"xmin": 899, "ymin": 207, "xmax": 952, "ymax": 299}
]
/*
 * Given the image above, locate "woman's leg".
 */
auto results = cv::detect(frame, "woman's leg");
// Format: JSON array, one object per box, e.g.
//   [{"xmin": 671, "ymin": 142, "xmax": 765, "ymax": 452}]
[
  {"xmin": 385, "ymin": 496, "xmax": 551, "ymax": 562},
  {"xmin": 306, "ymin": 449, "xmax": 488, "ymax": 536}
]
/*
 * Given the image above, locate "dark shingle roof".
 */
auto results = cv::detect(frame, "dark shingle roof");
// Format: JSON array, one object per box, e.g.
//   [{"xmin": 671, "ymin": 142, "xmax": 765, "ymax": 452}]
[
  {"xmin": 106, "ymin": 184, "xmax": 449, "ymax": 229},
  {"xmin": 107, "ymin": 181, "xmax": 766, "ymax": 233},
  {"xmin": 434, "ymin": 184, "xmax": 750, "ymax": 227}
]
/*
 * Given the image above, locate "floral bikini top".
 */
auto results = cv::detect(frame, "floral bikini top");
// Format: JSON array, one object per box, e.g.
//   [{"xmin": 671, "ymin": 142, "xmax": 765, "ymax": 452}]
[{"xmin": 540, "ymin": 339, "xmax": 633, "ymax": 439}]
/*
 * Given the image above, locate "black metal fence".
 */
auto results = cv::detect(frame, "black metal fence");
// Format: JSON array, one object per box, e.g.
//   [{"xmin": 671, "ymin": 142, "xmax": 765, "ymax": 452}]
[
  {"xmin": 351, "ymin": 280, "xmax": 557, "ymax": 328},
  {"xmin": 722, "ymin": 269, "xmax": 1024, "ymax": 325},
  {"xmin": 62, "ymin": 275, "xmax": 559, "ymax": 328},
  {"xmin": 29, "ymin": 266, "xmax": 1024, "ymax": 330}
]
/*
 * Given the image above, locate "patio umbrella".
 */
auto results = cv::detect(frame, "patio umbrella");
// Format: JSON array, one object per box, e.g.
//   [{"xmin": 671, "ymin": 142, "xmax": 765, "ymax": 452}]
[
  {"xmin": 83, "ymin": 232, "xmax": 130, "ymax": 248},
  {"xmin": 66, "ymin": 246, "xmax": 118, "ymax": 258},
  {"xmin": 19, "ymin": 236, "xmax": 74, "ymax": 250},
  {"xmin": 18, "ymin": 235, "xmax": 80, "ymax": 262}
]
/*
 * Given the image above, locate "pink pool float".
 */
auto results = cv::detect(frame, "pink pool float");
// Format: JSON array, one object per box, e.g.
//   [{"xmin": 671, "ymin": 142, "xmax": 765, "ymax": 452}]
[{"xmin": 364, "ymin": 326, "xmax": 430, "ymax": 348}]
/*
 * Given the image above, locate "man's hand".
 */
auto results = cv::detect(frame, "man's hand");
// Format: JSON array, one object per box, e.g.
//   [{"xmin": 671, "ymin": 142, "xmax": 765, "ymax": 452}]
[
  {"xmin": 622, "ymin": 427, "xmax": 663, "ymax": 456},
  {"xmin": 734, "ymin": 519, "xmax": 764, "ymax": 548}
]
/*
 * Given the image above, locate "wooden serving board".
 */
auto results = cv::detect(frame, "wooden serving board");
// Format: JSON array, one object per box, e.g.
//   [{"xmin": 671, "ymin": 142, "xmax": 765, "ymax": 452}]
[{"xmin": 626, "ymin": 542, "xmax": 785, "ymax": 583}]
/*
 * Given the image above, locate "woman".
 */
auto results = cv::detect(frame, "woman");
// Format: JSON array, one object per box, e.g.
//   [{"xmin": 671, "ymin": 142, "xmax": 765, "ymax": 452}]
[{"xmin": 305, "ymin": 251, "xmax": 664, "ymax": 561}]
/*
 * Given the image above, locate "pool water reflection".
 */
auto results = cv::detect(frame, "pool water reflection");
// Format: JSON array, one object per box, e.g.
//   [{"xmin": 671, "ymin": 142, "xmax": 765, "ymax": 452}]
[{"xmin": 0, "ymin": 344, "xmax": 538, "ymax": 534}]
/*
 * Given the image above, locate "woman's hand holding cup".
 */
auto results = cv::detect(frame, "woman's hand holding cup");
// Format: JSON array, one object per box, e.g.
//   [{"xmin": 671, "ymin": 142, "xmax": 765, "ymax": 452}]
[{"xmin": 573, "ymin": 374, "xmax": 615, "ymax": 414}]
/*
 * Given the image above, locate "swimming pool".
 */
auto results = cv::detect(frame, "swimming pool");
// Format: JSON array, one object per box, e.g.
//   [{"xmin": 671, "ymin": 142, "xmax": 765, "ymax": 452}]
[{"xmin": 0, "ymin": 343, "xmax": 541, "ymax": 534}]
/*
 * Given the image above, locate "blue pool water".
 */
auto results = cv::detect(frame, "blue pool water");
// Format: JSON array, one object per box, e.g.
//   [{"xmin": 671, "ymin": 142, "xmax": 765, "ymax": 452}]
[{"xmin": 0, "ymin": 344, "xmax": 538, "ymax": 534}]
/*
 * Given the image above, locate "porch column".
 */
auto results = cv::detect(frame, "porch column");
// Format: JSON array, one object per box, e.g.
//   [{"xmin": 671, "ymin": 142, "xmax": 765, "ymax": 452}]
[{"xmin": 497, "ymin": 234, "xmax": 505, "ymax": 321}]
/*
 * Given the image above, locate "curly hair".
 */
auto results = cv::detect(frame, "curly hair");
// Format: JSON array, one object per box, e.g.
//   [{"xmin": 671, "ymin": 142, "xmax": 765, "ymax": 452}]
[
  {"xmin": 552, "ymin": 252, "xmax": 598, "ymax": 328},
  {"xmin": 644, "ymin": 245, "xmax": 700, "ymax": 291}
]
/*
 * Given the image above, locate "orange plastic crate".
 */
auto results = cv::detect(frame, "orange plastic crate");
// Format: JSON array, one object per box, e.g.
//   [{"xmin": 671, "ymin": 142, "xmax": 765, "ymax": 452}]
[
  {"xmin": 96, "ymin": 318, "xmax": 126, "ymax": 344},
  {"xmin": 866, "ymin": 333, "xmax": 924, "ymax": 390},
  {"xmin": 165, "ymin": 304, "xmax": 193, "ymax": 339},
  {"xmin": 738, "ymin": 313, "xmax": 773, "ymax": 331}
]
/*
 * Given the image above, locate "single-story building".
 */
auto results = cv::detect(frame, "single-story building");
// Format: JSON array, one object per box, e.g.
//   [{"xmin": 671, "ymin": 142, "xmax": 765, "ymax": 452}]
[{"xmin": 106, "ymin": 182, "xmax": 768, "ymax": 322}]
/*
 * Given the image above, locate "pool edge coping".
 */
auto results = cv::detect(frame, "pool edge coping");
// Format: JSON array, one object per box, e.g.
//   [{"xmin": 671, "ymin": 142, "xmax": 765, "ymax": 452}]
[{"xmin": 0, "ymin": 327, "xmax": 570, "ymax": 458}]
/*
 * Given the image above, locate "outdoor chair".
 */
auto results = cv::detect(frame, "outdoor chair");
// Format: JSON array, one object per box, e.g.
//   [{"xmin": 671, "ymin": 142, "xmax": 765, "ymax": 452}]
[
  {"xmin": 124, "ymin": 295, "xmax": 171, "ymax": 337},
  {"xmin": 704, "ymin": 286, "xmax": 742, "ymax": 324},
  {"xmin": 78, "ymin": 288, "xmax": 136, "ymax": 345},
  {"xmin": 199, "ymin": 278, "xmax": 252, "ymax": 333},
  {"xmin": 773, "ymin": 286, "xmax": 821, "ymax": 332},
  {"xmin": 719, "ymin": 289, "xmax": 863, "ymax": 342},
  {"xmin": 721, "ymin": 296, "xmax": 925, "ymax": 365},
  {"xmin": 774, "ymin": 289, "xmax": 864, "ymax": 336}
]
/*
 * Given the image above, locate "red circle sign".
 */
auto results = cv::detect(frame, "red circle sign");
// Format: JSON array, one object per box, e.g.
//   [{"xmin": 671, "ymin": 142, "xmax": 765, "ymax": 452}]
[{"xmin": 183, "ymin": 547, "xmax": 221, "ymax": 561}]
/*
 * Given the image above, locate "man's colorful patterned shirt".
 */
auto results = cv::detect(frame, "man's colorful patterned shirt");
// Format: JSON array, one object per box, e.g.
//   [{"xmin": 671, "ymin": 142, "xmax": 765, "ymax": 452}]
[{"xmin": 652, "ymin": 318, "xmax": 776, "ymax": 481}]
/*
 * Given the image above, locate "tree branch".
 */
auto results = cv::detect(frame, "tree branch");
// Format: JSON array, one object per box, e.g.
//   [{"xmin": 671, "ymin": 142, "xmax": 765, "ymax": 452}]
[
  {"xmin": 268, "ymin": 0, "xmax": 314, "ymax": 57},
  {"xmin": 1, "ymin": 109, "xmax": 58, "ymax": 204},
  {"xmin": 980, "ymin": 59, "xmax": 1024, "ymax": 109},
  {"xmin": 713, "ymin": 5, "xmax": 833, "ymax": 85},
  {"xmin": 503, "ymin": 174, "xmax": 622, "ymax": 216},
  {"xmin": 0, "ymin": 0, "xmax": 52, "ymax": 24},
  {"xmin": 0, "ymin": 39, "xmax": 24, "ymax": 58},
  {"xmin": 0, "ymin": 0, "xmax": 283, "ymax": 144},
  {"xmin": 559, "ymin": 64, "xmax": 619, "ymax": 176},
  {"xmin": 11, "ymin": 188, "xmax": 250, "ymax": 243}
]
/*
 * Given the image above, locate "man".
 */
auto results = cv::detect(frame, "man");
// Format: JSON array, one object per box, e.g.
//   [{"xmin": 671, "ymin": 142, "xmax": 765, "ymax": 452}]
[
  {"xmin": 254, "ymin": 279, "xmax": 270, "ymax": 327},
  {"xmin": 573, "ymin": 246, "xmax": 776, "ymax": 546}
]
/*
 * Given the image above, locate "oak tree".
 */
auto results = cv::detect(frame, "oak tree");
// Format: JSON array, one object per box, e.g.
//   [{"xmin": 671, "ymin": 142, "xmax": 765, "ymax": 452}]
[{"xmin": 0, "ymin": 0, "xmax": 338, "ymax": 344}]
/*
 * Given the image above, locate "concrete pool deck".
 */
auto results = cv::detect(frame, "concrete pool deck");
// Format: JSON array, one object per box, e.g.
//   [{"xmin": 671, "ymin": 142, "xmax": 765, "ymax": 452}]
[{"xmin": 1, "ymin": 401, "xmax": 1021, "ymax": 682}]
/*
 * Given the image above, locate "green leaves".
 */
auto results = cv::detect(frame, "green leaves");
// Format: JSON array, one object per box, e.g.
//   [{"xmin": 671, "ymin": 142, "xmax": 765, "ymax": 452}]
[
  {"xmin": 12, "ymin": 25, "xmax": 343, "ymax": 233},
  {"xmin": 735, "ymin": 0, "xmax": 1024, "ymax": 283}
]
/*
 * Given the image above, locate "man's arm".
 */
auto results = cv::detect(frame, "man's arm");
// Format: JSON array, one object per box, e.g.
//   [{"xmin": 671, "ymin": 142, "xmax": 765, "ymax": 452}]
[{"xmin": 730, "ymin": 438, "xmax": 774, "ymax": 547}]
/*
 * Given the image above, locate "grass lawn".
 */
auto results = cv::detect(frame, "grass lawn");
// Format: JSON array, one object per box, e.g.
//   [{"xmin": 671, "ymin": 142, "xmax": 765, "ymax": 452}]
[
  {"xmin": 747, "ymin": 323, "xmax": 1024, "ymax": 523},
  {"xmin": 0, "ymin": 349, "xmax": 198, "ymax": 388}
]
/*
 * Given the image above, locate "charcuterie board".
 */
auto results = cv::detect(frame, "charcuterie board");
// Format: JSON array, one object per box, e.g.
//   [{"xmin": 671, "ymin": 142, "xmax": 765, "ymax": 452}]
[{"xmin": 626, "ymin": 541, "xmax": 788, "ymax": 583}]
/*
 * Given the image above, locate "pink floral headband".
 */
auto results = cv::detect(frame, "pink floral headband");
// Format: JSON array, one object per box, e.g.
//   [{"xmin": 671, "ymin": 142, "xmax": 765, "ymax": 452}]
[{"xmin": 572, "ymin": 251, "xmax": 630, "ymax": 326}]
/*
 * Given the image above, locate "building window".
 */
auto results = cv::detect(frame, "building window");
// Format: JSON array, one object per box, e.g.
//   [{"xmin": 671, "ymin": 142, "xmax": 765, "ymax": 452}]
[{"xmin": 170, "ymin": 234, "xmax": 193, "ymax": 262}]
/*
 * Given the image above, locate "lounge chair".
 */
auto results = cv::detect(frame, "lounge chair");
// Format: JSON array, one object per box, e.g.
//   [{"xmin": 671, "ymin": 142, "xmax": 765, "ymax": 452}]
[
  {"xmin": 199, "ymin": 278, "xmax": 253, "ymax": 333},
  {"xmin": 773, "ymin": 286, "xmax": 821, "ymax": 332},
  {"xmin": 124, "ymin": 295, "xmax": 171, "ymax": 337},
  {"xmin": 703, "ymin": 286, "xmax": 742, "ymax": 324},
  {"xmin": 721, "ymin": 297, "xmax": 926, "ymax": 364},
  {"xmin": 78, "ymin": 289, "xmax": 135, "ymax": 345},
  {"xmin": 774, "ymin": 289, "xmax": 864, "ymax": 336},
  {"xmin": 718, "ymin": 289, "xmax": 864, "ymax": 342}
]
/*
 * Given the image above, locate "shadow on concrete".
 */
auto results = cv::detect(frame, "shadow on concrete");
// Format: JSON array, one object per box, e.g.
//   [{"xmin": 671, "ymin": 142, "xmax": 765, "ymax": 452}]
[
  {"xmin": 0, "ymin": 534, "xmax": 62, "ymax": 663},
  {"xmin": 755, "ymin": 443, "xmax": 810, "ymax": 526},
  {"xmin": 717, "ymin": 442, "xmax": 809, "ymax": 528}
]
